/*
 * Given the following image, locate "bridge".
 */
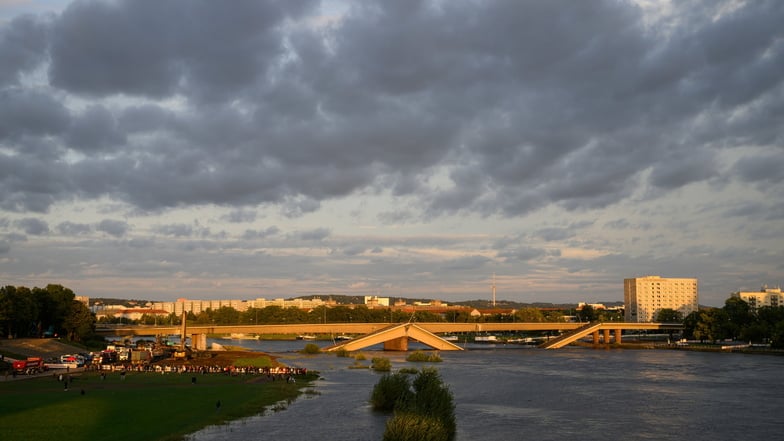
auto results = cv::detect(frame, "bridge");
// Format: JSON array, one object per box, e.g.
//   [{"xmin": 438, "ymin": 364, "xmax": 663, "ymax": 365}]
[
  {"xmin": 96, "ymin": 321, "xmax": 682, "ymax": 351},
  {"xmin": 538, "ymin": 322, "xmax": 683, "ymax": 349}
]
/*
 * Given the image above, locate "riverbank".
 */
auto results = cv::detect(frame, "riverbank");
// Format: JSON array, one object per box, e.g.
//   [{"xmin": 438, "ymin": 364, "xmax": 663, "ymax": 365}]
[{"xmin": 0, "ymin": 344, "xmax": 319, "ymax": 441}]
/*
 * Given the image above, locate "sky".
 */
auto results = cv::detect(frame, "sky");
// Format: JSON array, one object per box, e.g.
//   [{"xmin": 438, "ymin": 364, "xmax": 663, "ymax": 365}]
[{"xmin": 0, "ymin": 0, "xmax": 782, "ymax": 307}]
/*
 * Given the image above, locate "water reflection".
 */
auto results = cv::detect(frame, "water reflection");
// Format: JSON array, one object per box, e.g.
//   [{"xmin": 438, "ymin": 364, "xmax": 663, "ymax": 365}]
[{"xmin": 187, "ymin": 341, "xmax": 784, "ymax": 441}]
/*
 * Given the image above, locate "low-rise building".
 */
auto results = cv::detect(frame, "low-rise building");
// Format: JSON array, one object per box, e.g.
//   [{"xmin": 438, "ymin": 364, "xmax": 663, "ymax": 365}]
[{"xmin": 732, "ymin": 286, "xmax": 783, "ymax": 311}]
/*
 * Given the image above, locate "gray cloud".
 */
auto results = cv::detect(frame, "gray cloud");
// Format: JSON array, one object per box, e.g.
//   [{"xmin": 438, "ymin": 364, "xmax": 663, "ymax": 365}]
[
  {"xmin": 242, "ymin": 226, "xmax": 280, "ymax": 240},
  {"xmin": 15, "ymin": 217, "xmax": 48, "ymax": 235},
  {"xmin": 223, "ymin": 209, "xmax": 257, "ymax": 223},
  {"xmin": 57, "ymin": 221, "xmax": 92, "ymax": 236},
  {"xmin": 0, "ymin": 0, "xmax": 782, "ymax": 305},
  {"xmin": 298, "ymin": 228, "xmax": 330, "ymax": 242},
  {"xmin": 96, "ymin": 219, "xmax": 129, "ymax": 237},
  {"xmin": 154, "ymin": 223, "xmax": 193, "ymax": 238},
  {"xmin": 0, "ymin": 0, "xmax": 781, "ymax": 218},
  {"xmin": 0, "ymin": 14, "xmax": 50, "ymax": 87}
]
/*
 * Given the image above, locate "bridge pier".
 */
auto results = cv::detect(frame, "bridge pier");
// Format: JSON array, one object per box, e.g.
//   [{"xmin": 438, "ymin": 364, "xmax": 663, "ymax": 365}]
[
  {"xmin": 615, "ymin": 328, "xmax": 622, "ymax": 344},
  {"xmin": 592, "ymin": 331, "xmax": 600, "ymax": 345},
  {"xmin": 191, "ymin": 333, "xmax": 207, "ymax": 351},
  {"xmin": 603, "ymin": 329, "xmax": 611, "ymax": 344},
  {"xmin": 383, "ymin": 336, "xmax": 409, "ymax": 351}
]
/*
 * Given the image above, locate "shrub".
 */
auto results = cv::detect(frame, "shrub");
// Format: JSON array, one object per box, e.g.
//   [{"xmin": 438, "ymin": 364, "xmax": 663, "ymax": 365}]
[
  {"xmin": 383, "ymin": 413, "xmax": 451, "ymax": 441},
  {"xmin": 370, "ymin": 372, "xmax": 412, "ymax": 411},
  {"xmin": 372, "ymin": 356, "xmax": 392, "ymax": 372},
  {"xmin": 370, "ymin": 367, "xmax": 456, "ymax": 441},
  {"xmin": 335, "ymin": 348, "xmax": 351, "ymax": 357},
  {"xmin": 406, "ymin": 351, "xmax": 442, "ymax": 362},
  {"xmin": 406, "ymin": 368, "xmax": 456, "ymax": 439},
  {"xmin": 300, "ymin": 343, "xmax": 321, "ymax": 354},
  {"xmin": 354, "ymin": 352, "xmax": 367, "ymax": 360}
]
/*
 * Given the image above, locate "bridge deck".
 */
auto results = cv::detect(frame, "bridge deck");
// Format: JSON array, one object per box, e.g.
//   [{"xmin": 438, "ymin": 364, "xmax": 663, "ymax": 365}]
[
  {"xmin": 96, "ymin": 322, "xmax": 683, "ymax": 351},
  {"xmin": 323, "ymin": 323, "xmax": 465, "ymax": 352}
]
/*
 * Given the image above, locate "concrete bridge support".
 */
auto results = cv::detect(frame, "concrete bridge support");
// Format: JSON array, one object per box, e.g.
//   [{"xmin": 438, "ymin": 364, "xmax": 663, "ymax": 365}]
[
  {"xmin": 615, "ymin": 329, "xmax": 622, "ymax": 344},
  {"xmin": 383, "ymin": 336, "xmax": 409, "ymax": 351},
  {"xmin": 191, "ymin": 333, "xmax": 207, "ymax": 351},
  {"xmin": 592, "ymin": 331, "xmax": 600, "ymax": 345},
  {"xmin": 603, "ymin": 329, "xmax": 611, "ymax": 344}
]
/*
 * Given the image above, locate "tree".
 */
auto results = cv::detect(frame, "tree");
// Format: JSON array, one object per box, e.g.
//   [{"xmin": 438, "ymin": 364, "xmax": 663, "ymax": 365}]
[
  {"xmin": 723, "ymin": 297, "xmax": 753, "ymax": 340},
  {"xmin": 655, "ymin": 308, "xmax": 683, "ymax": 323},
  {"xmin": 212, "ymin": 306, "xmax": 240, "ymax": 325},
  {"xmin": 0, "ymin": 286, "xmax": 38, "ymax": 338},
  {"xmin": 62, "ymin": 300, "xmax": 96, "ymax": 342},
  {"xmin": 514, "ymin": 308, "xmax": 545, "ymax": 322},
  {"xmin": 34, "ymin": 284, "xmax": 76, "ymax": 336},
  {"xmin": 577, "ymin": 305, "xmax": 597, "ymax": 322}
]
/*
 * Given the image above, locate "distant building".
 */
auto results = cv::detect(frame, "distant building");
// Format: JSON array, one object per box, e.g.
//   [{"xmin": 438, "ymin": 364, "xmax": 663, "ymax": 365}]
[
  {"xmin": 150, "ymin": 297, "xmax": 327, "ymax": 315},
  {"xmin": 95, "ymin": 308, "xmax": 168, "ymax": 321},
  {"xmin": 732, "ymin": 286, "xmax": 783, "ymax": 311},
  {"xmin": 624, "ymin": 276, "xmax": 698, "ymax": 322},
  {"xmin": 364, "ymin": 296, "xmax": 390, "ymax": 307},
  {"xmin": 577, "ymin": 302, "xmax": 606, "ymax": 310}
]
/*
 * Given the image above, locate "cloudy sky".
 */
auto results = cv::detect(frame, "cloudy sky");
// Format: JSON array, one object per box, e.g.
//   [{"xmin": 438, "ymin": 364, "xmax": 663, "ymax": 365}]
[{"xmin": 1, "ymin": 0, "xmax": 782, "ymax": 306}]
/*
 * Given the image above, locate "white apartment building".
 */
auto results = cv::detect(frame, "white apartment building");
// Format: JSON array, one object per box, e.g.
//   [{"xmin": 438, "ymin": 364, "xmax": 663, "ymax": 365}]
[
  {"xmin": 732, "ymin": 286, "xmax": 783, "ymax": 311},
  {"xmin": 150, "ymin": 297, "xmax": 328, "ymax": 315},
  {"xmin": 624, "ymin": 276, "xmax": 699, "ymax": 322}
]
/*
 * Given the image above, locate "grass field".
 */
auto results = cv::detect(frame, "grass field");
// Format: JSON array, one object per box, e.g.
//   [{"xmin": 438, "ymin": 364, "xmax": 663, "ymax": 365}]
[{"xmin": 0, "ymin": 369, "xmax": 318, "ymax": 441}]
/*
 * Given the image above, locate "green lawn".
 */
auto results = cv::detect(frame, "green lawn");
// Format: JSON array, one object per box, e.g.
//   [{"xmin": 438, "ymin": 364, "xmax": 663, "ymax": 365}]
[{"xmin": 0, "ymin": 370, "xmax": 317, "ymax": 441}]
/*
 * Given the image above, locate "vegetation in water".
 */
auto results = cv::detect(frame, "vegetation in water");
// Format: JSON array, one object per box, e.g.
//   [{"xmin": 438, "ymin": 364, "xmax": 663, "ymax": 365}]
[
  {"xmin": 371, "ymin": 356, "xmax": 392, "ymax": 372},
  {"xmin": 406, "ymin": 351, "xmax": 442, "ymax": 362},
  {"xmin": 371, "ymin": 368, "xmax": 456, "ymax": 441},
  {"xmin": 300, "ymin": 343, "xmax": 321, "ymax": 354}
]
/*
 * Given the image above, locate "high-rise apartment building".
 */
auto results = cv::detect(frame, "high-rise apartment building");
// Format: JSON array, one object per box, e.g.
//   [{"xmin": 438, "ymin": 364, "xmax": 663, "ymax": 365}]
[
  {"xmin": 732, "ymin": 286, "xmax": 782, "ymax": 311},
  {"xmin": 624, "ymin": 276, "xmax": 699, "ymax": 322}
]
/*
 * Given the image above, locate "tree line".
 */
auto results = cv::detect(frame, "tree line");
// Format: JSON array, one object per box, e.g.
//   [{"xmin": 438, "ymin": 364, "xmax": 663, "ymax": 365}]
[
  {"xmin": 679, "ymin": 297, "xmax": 784, "ymax": 348},
  {"xmin": 106, "ymin": 304, "xmax": 583, "ymax": 327},
  {"xmin": 0, "ymin": 284, "xmax": 97, "ymax": 342}
]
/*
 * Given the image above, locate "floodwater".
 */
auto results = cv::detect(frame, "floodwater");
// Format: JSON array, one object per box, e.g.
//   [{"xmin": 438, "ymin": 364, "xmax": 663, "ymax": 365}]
[{"xmin": 187, "ymin": 340, "xmax": 784, "ymax": 441}]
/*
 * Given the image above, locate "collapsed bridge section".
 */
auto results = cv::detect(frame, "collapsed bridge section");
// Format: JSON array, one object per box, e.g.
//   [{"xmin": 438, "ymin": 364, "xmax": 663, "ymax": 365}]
[{"xmin": 323, "ymin": 323, "xmax": 464, "ymax": 352}]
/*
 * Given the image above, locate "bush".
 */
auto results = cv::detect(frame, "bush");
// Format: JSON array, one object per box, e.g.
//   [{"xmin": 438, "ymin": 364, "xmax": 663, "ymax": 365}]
[
  {"xmin": 383, "ymin": 413, "xmax": 451, "ymax": 441},
  {"xmin": 372, "ymin": 357, "xmax": 392, "ymax": 372},
  {"xmin": 300, "ymin": 343, "xmax": 321, "ymax": 354},
  {"xmin": 370, "ymin": 367, "xmax": 456, "ymax": 441},
  {"xmin": 370, "ymin": 372, "xmax": 412, "ymax": 411},
  {"xmin": 406, "ymin": 351, "xmax": 442, "ymax": 362},
  {"xmin": 406, "ymin": 368, "xmax": 456, "ymax": 439},
  {"xmin": 354, "ymin": 352, "xmax": 367, "ymax": 360},
  {"xmin": 335, "ymin": 348, "xmax": 351, "ymax": 357}
]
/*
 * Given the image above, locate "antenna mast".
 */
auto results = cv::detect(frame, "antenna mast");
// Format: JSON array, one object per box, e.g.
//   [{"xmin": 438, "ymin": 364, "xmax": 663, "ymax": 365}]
[{"xmin": 492, "ymin": 273, "xmax": 497, "ymax": 307}]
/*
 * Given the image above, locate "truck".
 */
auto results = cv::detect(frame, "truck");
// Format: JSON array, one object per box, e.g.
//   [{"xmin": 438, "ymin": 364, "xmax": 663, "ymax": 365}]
[{"xmin": 12, "ymin": 357, "xmax": 47, "ymax": 375}]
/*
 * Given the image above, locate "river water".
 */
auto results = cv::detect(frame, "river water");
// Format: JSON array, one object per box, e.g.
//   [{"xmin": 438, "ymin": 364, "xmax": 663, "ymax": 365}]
[{"xmin": 187, "ymin": 340, "xmax": 784, "ymax": 441}]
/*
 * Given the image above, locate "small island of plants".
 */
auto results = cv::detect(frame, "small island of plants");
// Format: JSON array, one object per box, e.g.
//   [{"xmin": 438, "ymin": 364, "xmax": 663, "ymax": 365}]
[{"xmin": 370, "ymin": 367, "xmax": 456, "ymax": 441}]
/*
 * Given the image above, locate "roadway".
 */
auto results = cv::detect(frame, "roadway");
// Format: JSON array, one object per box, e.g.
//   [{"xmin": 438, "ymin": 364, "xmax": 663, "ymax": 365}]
[{"xmin": 95, "ymin": 321, "xmax": 680, "ymax": 337}]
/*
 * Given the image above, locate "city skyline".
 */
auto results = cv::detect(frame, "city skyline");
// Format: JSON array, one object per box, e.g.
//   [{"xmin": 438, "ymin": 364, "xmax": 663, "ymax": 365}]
[{"xmin": 1, "ymin": 1, "xmax": 782, "ymax": 307}]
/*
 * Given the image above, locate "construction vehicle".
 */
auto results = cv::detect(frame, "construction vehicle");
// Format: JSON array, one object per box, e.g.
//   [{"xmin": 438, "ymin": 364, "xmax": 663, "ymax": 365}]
[
  {"xmin": 12, "ymin": 357, "xmax": 47, "ymax": 375},
  {"xmin": 130, "ymin": 349, "xmax": 152, "ymax": 364}
]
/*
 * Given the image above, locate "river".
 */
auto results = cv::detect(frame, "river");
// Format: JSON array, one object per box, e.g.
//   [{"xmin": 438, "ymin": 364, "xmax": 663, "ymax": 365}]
[{"xmin": 187, "ymin": 340, "xmax": 784, "ymax": 441}]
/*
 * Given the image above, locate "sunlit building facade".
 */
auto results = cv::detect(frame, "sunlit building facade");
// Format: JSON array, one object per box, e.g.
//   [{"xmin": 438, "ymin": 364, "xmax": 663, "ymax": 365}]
[
  {"xmin": 624, "ymin": 276, "xmax": 699, "ymax": 322},
  {"xmin": 732, "ymin": 286, "xmax": 783, "ymax": 312}
]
